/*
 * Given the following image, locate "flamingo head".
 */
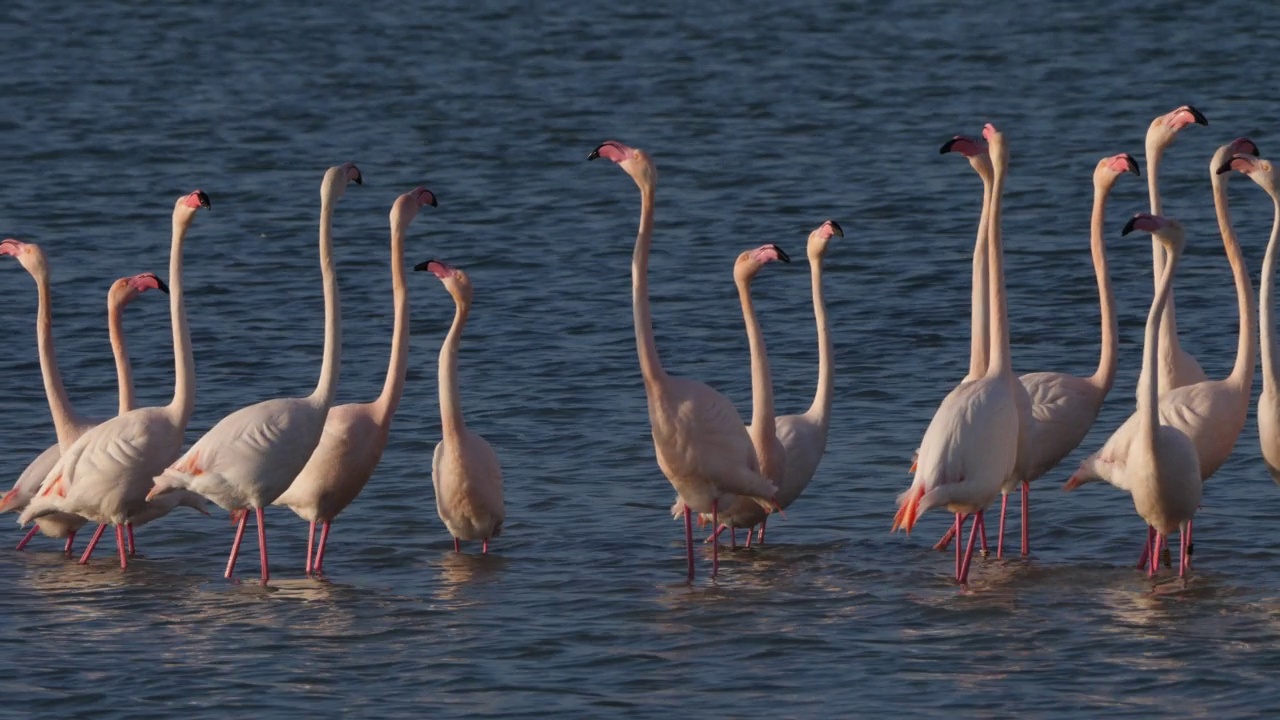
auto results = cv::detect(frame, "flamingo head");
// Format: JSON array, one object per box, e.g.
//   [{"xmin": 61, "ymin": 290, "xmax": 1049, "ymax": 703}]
[
  {"xmin": 1146, "ymin": 104, "xmax": 1207, "ymax": 154},
  {"xmin": 1210, "ymin": 137, "xmax": 1261, "ymax": 177},
  {"xmin": 322, "ymin": 162, "xmax": 363, "ymax": 202},
  {"xmin": 734, "ymin": 243, "xmax": 790, "ymax": 282},
  {"xmin": 414, "ymin": 258, "xmax": 472, "ymax": 303},
  {"xmin": 0, "ymin": 238, "xmax": 48, "ymax": 276},
  {"xmin": 940, "ymin": 134, "xmax": 992, "ymax": 181},
  {"xmin": 390, "ymin": 186, "xmax": 438, "ymax": 229},
  {"xmin": 807, "ymin": 219, "xmax": 843, "ymax": 258},
  {"xmin": 1094, "ymin": 152, "xmax": 1140, "ymax": 190},
  {"xmin": 1218, "ymin": 152, "xmax": 1278, "ymax": 199},
  {"xmin": 1122, "ymin": 212, "xmax": 1185, "ymax": 254},
  {"xmin": 588, "ymin": 140, "xmax": 657, "ymax": 190},
  {"xmin": 109, "ymin": 272, "xmax": 169, "ymax": 309},
  {"xmin": 173, "ymin": 189, "xmax": 210, "ymax": 229}
]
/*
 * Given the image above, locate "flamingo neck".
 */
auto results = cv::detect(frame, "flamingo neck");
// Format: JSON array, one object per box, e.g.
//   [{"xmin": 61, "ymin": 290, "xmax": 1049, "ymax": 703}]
[
  {"xmin": 1146, "ymin": 140, "xmax": 1184, "ymax": 387},
  {"xmin": 1260, "ymin": 196, "xmax": 1280, "ymax": 394},
  {"xmin": 32, "ymin": 267, "xmax": 78, "ymax": 447},
  {"xmin": 311, "ymin": 198, "xmax": 341, "ymax": 408},
  {"xmin": 107, "ymin": 297, "xmax": 135, "ymax": 415},
  {"xmin": 967, "ymin": 170, "xmax": 992, "ymax": 382},
  {"xmin": 374, "ymin": 218, "xmax": 410, "ymax": 426},
  {"xmin": 986, "ymin": 155, "xmax": 1011, "ymax": 377},
  {"xmin": 1211, "ymin": 171, "xmax": 1257, "ymax": 388},
  {"xmin": 738, "ymin": 272, "xmax": 779, "ymax": 464},
  {"xmin": 806, "ymin": 248, "xmax": 832, "ymax": 426},
  {"xmin": 438, "ymin": 297, "xmax": 469, "ymax": 440},
  {"xmin": 1089, "ymin": 181, "xmax": 1118, "ymax": 393},
  {"xmin": 1142, "ymin": 246, "xmax": 1180, "ymax": 449},
  {"xmin": 633, "ymin": 184, "xmax": 666, "ymax": 387},
  {"xmin": 165, "ymin": 213, "xmax": 195, "ymax": 426}
]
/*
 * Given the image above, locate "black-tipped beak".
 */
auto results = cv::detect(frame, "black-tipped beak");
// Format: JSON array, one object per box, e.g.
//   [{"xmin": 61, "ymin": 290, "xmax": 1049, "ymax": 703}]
[
  {"xmin": 353, "ymin": 171, "xmax": 363, "ymax": 186},
  {"xmin": 1121, "ymin": 216, "xmax": 1139, "ymax": 236},
  {"xmin": 156, "ymin": 277, "xmax": 170, "ymax": 294},
  {"xmin": 828, "ymin": 220, "xmax": 844, "ymax": 238},
  {"xmin": 1124, "ymin": 155, "xmax": 1140, "ymax": 176},
  {"xmin": 1187, "ymin": 105, "xmax": 1208, "ymax": 126},
  {"xmin": 425, "ymin": 191, "xmax": 438, "ymax": 207},
  {"xmin": 195, "ymin": 190, "xmax": 211, "ymax": 210},
  {"xmin": 1215, "ymin": 160, "xmax": 1235, "ymax": 175},
  {"xmin": 588, "ymin": 147, "xmax": 602, "ymax": 161},
  {"xmin": 771, "ymin": 244, "xmax": 791, "ymax": 263},
  {"xmin": 413, "ymin": 260, "xmax": 433, "ymax": 272},
  {"xmin": 939, "ymin": 138, "xmax": 960, "ymax": 155}
]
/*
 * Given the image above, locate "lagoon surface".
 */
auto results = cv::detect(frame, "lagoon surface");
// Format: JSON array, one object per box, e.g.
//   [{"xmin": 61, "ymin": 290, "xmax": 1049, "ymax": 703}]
[{"xmin": 1, "ymin": 1, "xmax": 1280, "ymax": 717}]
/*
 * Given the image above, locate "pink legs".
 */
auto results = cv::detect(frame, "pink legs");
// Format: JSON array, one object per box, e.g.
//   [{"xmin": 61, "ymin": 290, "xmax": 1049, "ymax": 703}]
[
  {"xmin": 745, "ymin": 526, "xmax": 754, "ymax": 548},
  {"xmin": 686, "ymin": 502, "xmax": 696, "ymax": 579},
  {"xmin": 256, "ymin": 508, "xmax": 269, "ymax": 585},
  {"xmin": 711, "ymin": 499, "xmax": 719, "ymax": 579},
  {"xmin": 997, "ymin": 494, "xmax": 1008, "ymax": 558},
  {"xmin": 306, "ymin": 521, "xmax": 317, "ymax": 575},
  {"xmin": 757, "ymin": 517, "xmax": 767, "ymax": 545},
  {"xmin": 78, "ymin": 524, "xmax": 108, "ymax": 565},
  {"xmin": 453, "ymin": 537, "xmax": 461, "ymax": 553},
  {"xmin": 1179, "ymin": 525, "xmax": 1190, "ymax": 578},
  {"xmin": 63, "ymin": 530, "xmax": 75, "ymax": 555},
  {"xmin": 15, "ymin": 526, "xmax": 38, "ymax": 551},
  {"xmin": 933, "ymin": 524, "xmax": 957, "ymax": 551},
  {"xmin": 314, "ymin": 521, "xmax": 330, "ymax": 572},
  {"xmin": 1136, "ymin": 525, "xmax": 1154, "ymax": 569},
  {"xmin": 948, "ymin": 511, "xmax": 984, "ymax": 584},
  {"xmin": 482, "ymin": 538, "xmax": 490, "ymax": 554},
  {"xmin": 1184, "ymin": 518, "xmax": 1194, "ymax": 569},
  {"xmin": 977, "ymin": 513, "xmax": 989, "ymax": 556},
  {"xmin": 127, "ymin": 522, "xmax": 136, "ymax": 557},
  {"xmin": 225, "ymin": 509, "xmax": 249, "ymax": 579},
  {"xmin": 953, "ymin": 514, "xmax": 962, "ymax": 579},
  {"xmin": 1147, "ymin": 530, "xmax": 1163, "ymax": 579},
  {"xmin": 115, "ymin": 525, "xmax": 128, "ymax": 570},
  {"xmin": 1020, "ymin": 481, "xmax": 1030, "ymax": 556}
]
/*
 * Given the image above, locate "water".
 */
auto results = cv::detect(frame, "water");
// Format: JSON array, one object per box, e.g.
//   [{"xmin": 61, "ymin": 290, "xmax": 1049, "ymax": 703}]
[{"xmin": 0, "ymin": 0, "xmax": 1278, "ymax": 716}]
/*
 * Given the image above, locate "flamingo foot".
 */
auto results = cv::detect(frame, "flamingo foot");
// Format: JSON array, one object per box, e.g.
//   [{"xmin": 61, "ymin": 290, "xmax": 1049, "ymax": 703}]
[
  {"xmin": 256, "ymin": 507, "xmax": 269, "ymax": 586},
  {"xmin": 224, "ymin": 509, "xmax": 249, "ymax": 579},
  {"xmin": 314, "ymin": 520, "xmax": 330, "ymax": 573},
  {"xmin": 79, "ymin": 524, "xmax": 108, "ymax": 565},
  {"xmin": 15, "ymin": 525, "xmax": 38, "ymax": 551}
]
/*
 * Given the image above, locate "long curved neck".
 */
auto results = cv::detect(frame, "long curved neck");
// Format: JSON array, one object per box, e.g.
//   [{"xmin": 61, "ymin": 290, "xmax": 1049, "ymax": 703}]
[
  {"xmin": 108, "ymin": 299, "xmax": 135, "ymax": 415},
  {"xmin": 1260, "ymin": 196, "xmax": 1280, "ymax": 393},
  {"xmin": 986, "ymin": 155, "xmax": 1011, "ymax": 377},
  {"xmin": 1142, "ymin": 247, "xmax": 1180, "ymax": 449},
  {"xmin": 32, "ymin": 268, "xmax": 79, "ymax": 447},
  {"xmin": 1211, "ymin": 173, "xmax": 1258, "ymax": 387},
  {"xmin": 438, "ymin": 297, "xmax": 468, "ymax": 440},
  {"xmin": 738, "ymin": 273, "xmax": 778, "ymax": 456},
  {"xmin": 374, "ymin": 218, "xmax": 409, "ymax": 425},
  {"xmin": 806, "ymin": 249, "xmax": 832, "ymax": 423},
  {"xmin": 633, "ymin": 184, "xmax": 666, "ymax": 387},
  {"xmin": 1147, "ymin": 140, "xmax": 1184, "ymax": 384},
  {"xmin": 310, "ymin": 196, "xmax": 341, "ymax": 407},
  {"xmin": 967, "ymin": 171, "xmax": 992, "ymax": 381},
  {"xmin": 1089, "ymin": 181, "xmax": 1118, "ymax": 392},
  {"xmin": 165, "ymin": 215, "xmax": 195, "ymax": 425}
]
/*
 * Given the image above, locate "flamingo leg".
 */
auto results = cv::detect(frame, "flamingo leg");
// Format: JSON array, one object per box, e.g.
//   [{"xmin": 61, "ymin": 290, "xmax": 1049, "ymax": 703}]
[
  {"xmin": 977, "ymin": 513, "xmax": 989, "ymax": 556},
  {"xmin": 933, "ymin": 525, "xmax": 957, "ymax": 552},
  {"xmin": 745, "ymin": 526, "xmax": 754, "ymax": 548},
  {"xmin": 115, "ymin": 525, "xmax": 128, "ymax": 570},
  {"xmin": 314, "ymin": 521, "xmax": 330, "ymax": 572},
  {"xmin": 997, "ymin": 494, "xmax": 1008, "ymax": 559},
  {"xmin": 1184, "ymin": 518, "xmax": 1194, "ymax": 569},
  {"xmin": 1148, "ymin": 530, "xmax": 1161, "ymax": 579},
  {"xmin": 453, "ymin": 537, "xmax": 460, "ymax": 553},
  {"xmin": 757, "ymin": 517, "xmax": 767, "ymax": 545},
  {"xmin": 1179, "ymin": 525, "xmax": 1189, "ymax": 578},
  {"xmin": 224, "ymin": 509, "xmax": 249, "ymax": 579},
  {"xmin": 703, "ymin": 524, "xmax": 728, "ymax": 544},
  {"xmin": 1020, "ymin": 481, "xmax": 1030, "ymax": 557},
  {"xmin": 482, "ymin": 538, "xmax": 489, "ymax": 554},
  {"xmin": 953, "ymin": 513, "xmax": 962, "ymax": 580},
  {"xmin": 730, "ymin": 527, "xmax": 737, "ymax": 549},
  {"xmin": 959, "ymin": 511, "xmax": 981, "ymax": 584},
  {"xmin": 78, "ymin": 524, "xmax": 108, "ymax": 565},
  {"xmin": 306, "ymin": 521, "xmax": 316, "ymax": 575},
  {"xmin": 15, "ymin": 526, "xmax": 39, "ymax": 551},
  {"xmin": 711, "ymin": 499, "xmax": 719, "ymax": 579},
  {"xmin": 127, "ymin": 522, "xmax": 136, "ymax": 557},
  {"xmin": 683, "ymin": 505, "xmax": 695, "ymax": 582},
  {"xmin": 63, "ymin": 530, "xmax": 76, "ymax": 555},
  {"xmin": 256, "ymin": 507, "xmax": 269, "ymax": 585},
  {"xmin": 1136, "ymin": 525, "xmax": 1154, "ymax": 569}
]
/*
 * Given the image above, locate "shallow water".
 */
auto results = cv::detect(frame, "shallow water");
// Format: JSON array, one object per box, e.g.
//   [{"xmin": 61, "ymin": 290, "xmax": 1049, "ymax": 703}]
[{"xmin": 1, "ymin": 0, "xmax": 1280, "ymax": 717}]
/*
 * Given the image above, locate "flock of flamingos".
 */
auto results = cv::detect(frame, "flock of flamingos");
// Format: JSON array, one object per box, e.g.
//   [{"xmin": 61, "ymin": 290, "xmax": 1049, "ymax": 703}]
[{"xmin": 1, "ymin": 105, "xmax": 1277, "ymax": 587}]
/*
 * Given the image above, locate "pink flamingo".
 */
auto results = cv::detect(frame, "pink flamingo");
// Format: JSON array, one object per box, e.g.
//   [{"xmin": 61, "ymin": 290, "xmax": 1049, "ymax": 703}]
[
  {"xmin": 1234, "ymin": 156, "xmax": 1280, "ymax": 482},
  {"xmin": 1070, "ymin": 139, "xmax": 1259, "ymax": 569},
  {"xmin": 894, "ymin": 124, "xmax": 1020, "ymax": 584},
  {"xmin": 19, "ymin": 191, "xmax": 210, "ymax": 569},
  {"xmin": 274, "ymin": 187, "xmax": 437, "ymax": 575},
  {"xmin": 589, "ymin": 140, "xmax": 777, "ymax": 580},
  {"xmin": 149, "ymin": 165, "xmax": 359, "ymax": 585},
  {"xmin": 1066, "ymin": 214, "xmax": 1200, "ymax": 578},
  {"xmin": 0, "ymin": 270, "xmax": 170, "ymax": 552},
  {"xmin": 415, "ymin": 259, "xmax": 505, "ymax": 553}
]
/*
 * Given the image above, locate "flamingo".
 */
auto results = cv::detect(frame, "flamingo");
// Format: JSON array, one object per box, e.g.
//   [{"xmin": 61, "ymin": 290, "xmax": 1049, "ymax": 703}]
[
  {"xmin": 415, "ymin": 258, "xmax": 505, "ymax": 553},
  {"xmin": 683, "ymin": 242, "xmax": 794, "ymax": 546},
  {"xmin": 1234, "ymin": 155, "xmax": 1280, "ymax": 482},
  {"xmin": 17, "ymin": 190, "xmax": 210, "ymax": 569},
  {"xmin": 1070, "ymin": 139, "xmax": 1259, "ymax": 568},
  {"xmin": 1066, "ymin": 213, "xmax": 1200, "ymax": 577},
  {"xmin": 0, "ymin": 269, "xmax": 169, "ymax": 552},
  {"xmin": 1145, "ymin": 104, "xmax": 1209, "ymax": 395},
  {"xmin": 589, "ymin": 140, "xmax": 777, "ymax": 580},
  {"xmin": 274, "ymin": 186, "xmax": 436, "ymax": 575},
  {"xmin": 149, "ymin": 164, "xmax": 359, "ymax": 585},
  {"xmin": 894, "ymin": 124, "xmax": 1020, "ymax": 584}
]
